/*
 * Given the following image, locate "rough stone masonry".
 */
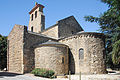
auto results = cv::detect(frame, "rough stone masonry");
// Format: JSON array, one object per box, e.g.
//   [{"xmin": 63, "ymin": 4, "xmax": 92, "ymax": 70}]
[{"xmin": 7, "ymin": 3, "xmax": 106, "ymax": 75}]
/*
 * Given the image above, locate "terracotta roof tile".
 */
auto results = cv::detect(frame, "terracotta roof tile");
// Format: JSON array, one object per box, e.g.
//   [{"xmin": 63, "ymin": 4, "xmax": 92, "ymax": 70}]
[{"xmin": 29, "ymin": 4, "xmax": 44, "ymax": 14}]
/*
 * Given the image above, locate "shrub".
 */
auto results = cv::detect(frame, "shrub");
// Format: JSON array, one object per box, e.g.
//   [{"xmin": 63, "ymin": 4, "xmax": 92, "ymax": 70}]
[{"xmin": 31, "ymin": 68, "xmax": 55, "ymax": 78}]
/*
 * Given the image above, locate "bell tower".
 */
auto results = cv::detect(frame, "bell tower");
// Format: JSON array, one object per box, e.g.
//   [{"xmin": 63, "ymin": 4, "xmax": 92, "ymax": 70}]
[{"xmin": 28, "ymin": 2, "xmax": 45, "ymax": 33}]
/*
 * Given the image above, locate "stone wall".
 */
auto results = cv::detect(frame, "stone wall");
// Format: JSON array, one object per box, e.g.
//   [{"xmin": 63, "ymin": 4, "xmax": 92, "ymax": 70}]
[
  {"xmin": 34, "ymin": 45, "xmax": 69, "ymax": 75},
  {"xmin": 41, "ymin": 16, "xmax": 83, "ymax": 39},
  {"xmin": 7, "ymin": 25, "xmax": 26, "ymax": 74},
  {"xmin": 59, "ymin": 32, "xmax": 106, "ymax": 74},
  {"xmin": 23, "ymin": 31, "xmax": 57, "ymax": 73},
  {"xmin": 41, "ymin": 24, "xmax": 58, "ymax": 39},
  {"xmin": 7, "ymin": 25, "xmax": 57, "ymax": 73},
  {"xmin": 28, "ymin": 7, "xmax": 45, "ymax": 33},
  {"xmin": 8, "ymin": 24, "xmax": 106, "ymax": 74},
  {"xmin": 58, "ymin": 16, "xmax": 83, "ymax": 38}
]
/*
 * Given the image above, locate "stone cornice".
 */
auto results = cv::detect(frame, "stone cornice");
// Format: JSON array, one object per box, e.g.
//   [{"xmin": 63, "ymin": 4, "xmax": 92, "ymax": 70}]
[
  {"xmin": 29, "ymin": 4, "xmax": 44, "ymax": 14},
  {"xmin": 59, "ymin": 32, "xmax": 105, "ymax": 42},
  {"xmin": 34, "ymin": 44, "xmax": 68, "ymax": 48}
]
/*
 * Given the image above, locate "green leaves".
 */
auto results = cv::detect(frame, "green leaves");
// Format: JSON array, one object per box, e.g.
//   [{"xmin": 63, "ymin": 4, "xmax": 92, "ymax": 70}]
[
  {"xmin": 112, "ymin": 40, "xmax": 120, "ymax": 64},
  {"xmin": 0, "ymin": 34, "xmax": 7, "ymax": 70},
  {"xmin": 84, "ymin": 16, "xmax": 99, "ymax": 23},
  {"xmin": 31, "ymin": 68, "xmax": 55, "ymax": 78}
]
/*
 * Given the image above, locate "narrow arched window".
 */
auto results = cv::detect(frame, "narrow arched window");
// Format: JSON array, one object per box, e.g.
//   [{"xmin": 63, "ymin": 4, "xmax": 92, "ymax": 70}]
[
  {"xmin": 79, "ymin": 48, "xmax": 84, "ymax": 59},
  {"xmin": 31, "ymin": 14, "xmax": 33, "ymax": 21},
  {"xmin": 71, "ymin": 31, "xmax": 74, "ymax": 34},
  {"xmin": 35, "ymin": 11, "xmax": 37, "ymax": 18},
  {"xmin": 31, "ymin": 26, "xmax": 33, "ymax": 32},
  {"xmin": 62, "ymin": 57, "xmax": 64, "ymax": 64}
]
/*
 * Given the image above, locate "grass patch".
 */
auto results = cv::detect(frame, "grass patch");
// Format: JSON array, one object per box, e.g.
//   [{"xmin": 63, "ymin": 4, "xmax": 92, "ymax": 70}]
[{"xmin": 31, "ymin": 68, "xmax": 55, "ymax": 78}]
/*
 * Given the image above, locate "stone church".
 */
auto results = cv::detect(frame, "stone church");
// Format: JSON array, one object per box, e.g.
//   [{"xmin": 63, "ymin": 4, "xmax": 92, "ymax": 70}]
[{"xmin": 7, "ymin": 3, "xmax": 106, "ymax": 75}]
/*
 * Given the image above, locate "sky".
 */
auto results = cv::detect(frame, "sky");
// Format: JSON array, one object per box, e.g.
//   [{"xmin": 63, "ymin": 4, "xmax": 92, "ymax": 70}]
[{"xmin": 0, "ymin": 0, "xmax": 108, "ymax": 36}]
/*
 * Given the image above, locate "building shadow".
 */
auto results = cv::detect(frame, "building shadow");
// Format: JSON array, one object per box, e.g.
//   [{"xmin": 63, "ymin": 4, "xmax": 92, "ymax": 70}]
[
  {"xmin": 23, "ymin": 48, "xmax": 35, "ymax": 73},
  {"xmin": 69, "ymin": 49, "xmax": 75, "ymax": 74},
  {"xmin": 0, "ymin": 72, "xmax": 21, "ymax": 78}
]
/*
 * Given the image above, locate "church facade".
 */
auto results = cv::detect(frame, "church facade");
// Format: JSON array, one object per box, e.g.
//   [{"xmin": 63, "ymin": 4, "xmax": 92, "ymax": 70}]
[{"xmin": 7, "ymin": 3, "xmax": 106, "ymax": 75}]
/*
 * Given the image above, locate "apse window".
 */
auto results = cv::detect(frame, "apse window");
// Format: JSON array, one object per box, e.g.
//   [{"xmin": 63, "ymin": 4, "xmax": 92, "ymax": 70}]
[
  {"xmin": 79, "ymin": 48, "xmax": 84, "ymax": 59},
  {"xmin": 62, "ymin": 57, "xmax": 64, "ymax": 64},
  {"xmin": 31, "ymin": 26, "xmax": 33, "ymax": 32},
  {"xmin": 35, "ymin": 11, "xmax": 37, "ymax": 18},
  {"xmin": 72, "ymin": 31, "xmax": 74, "ymax": 34},
  {"xmin": 31, "ymin": 14, "xmax": 33, "ymax": 21}
]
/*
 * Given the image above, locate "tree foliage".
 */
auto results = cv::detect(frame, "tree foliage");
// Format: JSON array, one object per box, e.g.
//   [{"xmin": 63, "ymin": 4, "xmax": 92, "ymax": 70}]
[
  {"xmin": 84, "ymin": 0, "xmax": 120, "ymax": 65},
  {"xmin": 0, "ymin": 34, "xmax": 7, "ymax": 70}
]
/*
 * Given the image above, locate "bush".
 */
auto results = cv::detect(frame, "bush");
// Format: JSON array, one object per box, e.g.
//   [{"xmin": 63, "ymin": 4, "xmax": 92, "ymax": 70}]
[
  {"xmin": 0, "ymin": 35, "xmax": 7, "ymax": 70},
  {"xmin": 31, "ymin": 68, "xmax": 55, "ymax": 78}
]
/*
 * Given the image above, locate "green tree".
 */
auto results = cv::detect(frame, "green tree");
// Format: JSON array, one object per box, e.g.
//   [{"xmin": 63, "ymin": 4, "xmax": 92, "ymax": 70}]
[
  {"xmin": 84, "ymin": 0, "xmax": 120, "ymax": 66},
  {"xmin": 0, "ymin": 34, "xmax": 7, "ymax": 70}
]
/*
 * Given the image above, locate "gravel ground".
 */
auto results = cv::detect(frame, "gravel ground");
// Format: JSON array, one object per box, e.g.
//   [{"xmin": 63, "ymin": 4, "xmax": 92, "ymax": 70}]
[{"xmin": 0, "ymin": 72, "xmax": 120, "ymax": 80}]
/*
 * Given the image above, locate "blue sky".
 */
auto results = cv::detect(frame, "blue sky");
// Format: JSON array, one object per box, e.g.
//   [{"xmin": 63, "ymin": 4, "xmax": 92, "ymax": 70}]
[{"xmin": 0, "ymin": 0, "xmax": 108, "ymax": 36}]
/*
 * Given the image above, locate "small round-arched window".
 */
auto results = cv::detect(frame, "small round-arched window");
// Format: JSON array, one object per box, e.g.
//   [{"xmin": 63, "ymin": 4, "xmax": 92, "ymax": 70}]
[
  {"xmin": 35, "ymin": 11, "xmax": 37, "ymax": 18},
  {"xmin": 31, "ymin": 26, "xmax": 33, "ymax": 32},
  {"xmin": 31, "ymin": 14, "xmax": 33, "ymax": 21},
  {"xmin": 79, "ymin": 48, "xmax": 84, "ymax": 59}
]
